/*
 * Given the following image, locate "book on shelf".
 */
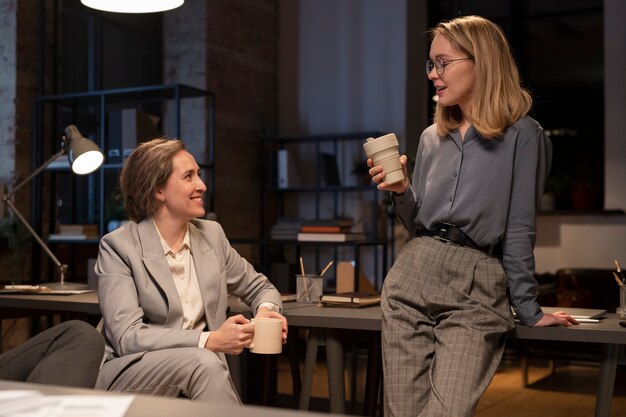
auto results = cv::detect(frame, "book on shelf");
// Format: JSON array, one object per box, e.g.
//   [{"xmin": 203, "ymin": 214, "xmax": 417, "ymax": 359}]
[
  {"xmin": 297, "ymin": 232, "xmax": 366, "ymax": 242},
  {"xmin": 300, "ymin": 225, "xmax": 352, "ymax": 233},
  {"xmin": 270, "ymin": 218, "xmax": 303, "ymax": 240},
  {"xmin": 301, "ymin": 218, "xmax": 354, "ymax": 227},
  {"xmin": 320, "ymin": 291, "xmax": 381, "ymax": 307},
  {"xmin": 275, "ymin": 149, "xmax": 301, "ymax": 189},
  {"xmin": 272, "ymin": 218, "xmax": 303, "ymax": 228},
  {"xmin": 48, "ymin": 233, "xmax": 90, "ymax": 241},
  {"xmin": 58, "ymin": 224, "xmax": 98, "ymax": 234},
  {"xmin": 53, "ymin": 224, "xmax": 99, "ymax": 240},
  {"xmin": 270, "ymin": 231, "xmax": 299, "ymax": 240}
]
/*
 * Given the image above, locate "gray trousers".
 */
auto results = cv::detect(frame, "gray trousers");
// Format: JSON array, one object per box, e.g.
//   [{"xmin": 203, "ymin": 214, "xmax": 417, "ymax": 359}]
[
  {"xmin": 0, "ymin": 320, "xmax": 104, "ymax": 388},
  {"xmin": 382, "ymin": 237, "xmax": 514, "ymax": 417},
  {"xmin": 96, "ymin": 347, "xmax": 241, "ymax": 404}
]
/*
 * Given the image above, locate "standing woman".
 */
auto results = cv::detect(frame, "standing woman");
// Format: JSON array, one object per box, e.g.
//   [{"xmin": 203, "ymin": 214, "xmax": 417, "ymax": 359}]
[
  {"xmin": 95, "ymin": 138, "xmax": 287, "ymax": 402},
  {"xmin": 368, "ymin": 16, "xmax": 577, "ymax": 417}
]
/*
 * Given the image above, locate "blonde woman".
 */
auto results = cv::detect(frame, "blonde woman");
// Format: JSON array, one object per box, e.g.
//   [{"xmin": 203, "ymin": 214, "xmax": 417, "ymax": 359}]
[{"xmin": 368, "ymin": 16, "xmax": 576, "ymax": 417}]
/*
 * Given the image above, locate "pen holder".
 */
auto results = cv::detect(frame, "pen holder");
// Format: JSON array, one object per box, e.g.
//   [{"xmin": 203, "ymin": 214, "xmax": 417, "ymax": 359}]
[
  {"xmin": 296, "ymin": 274, "xmax": 323, "ymax": 303},
  {"xmin": 617, "ymin": 286, "xmax": 626, "ymax": 319}
]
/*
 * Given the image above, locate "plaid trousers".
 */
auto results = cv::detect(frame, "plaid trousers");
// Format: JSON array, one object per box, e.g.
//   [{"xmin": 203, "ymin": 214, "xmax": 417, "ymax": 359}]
[{"xmin": 381, "ymin": 236, "xmax": 514, "ymax": 417}]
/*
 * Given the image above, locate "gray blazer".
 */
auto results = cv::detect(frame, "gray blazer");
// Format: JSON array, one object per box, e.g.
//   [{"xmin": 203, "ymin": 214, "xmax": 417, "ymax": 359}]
[{"xmin": 95, "ymin": 217, "xmax": 281, "ymax": 386}]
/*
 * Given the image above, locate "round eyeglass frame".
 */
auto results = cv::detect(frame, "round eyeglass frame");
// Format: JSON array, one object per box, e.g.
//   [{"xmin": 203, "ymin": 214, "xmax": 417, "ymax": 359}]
[{"xmin": 425, "ymin": 57, "xmax": 473, "ymax": 76}]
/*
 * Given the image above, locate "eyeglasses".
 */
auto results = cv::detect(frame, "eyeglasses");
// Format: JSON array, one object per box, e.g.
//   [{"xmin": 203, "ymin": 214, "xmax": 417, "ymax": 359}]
[{"xmin": 425, "ymin": 56, "xmax": 473, "ymax": 76}]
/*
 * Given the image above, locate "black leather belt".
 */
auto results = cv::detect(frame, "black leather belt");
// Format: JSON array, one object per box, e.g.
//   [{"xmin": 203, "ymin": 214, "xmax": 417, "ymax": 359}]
[{"xmin": 421, "ymin": 223, "xmax": 501, "ymax": 257}]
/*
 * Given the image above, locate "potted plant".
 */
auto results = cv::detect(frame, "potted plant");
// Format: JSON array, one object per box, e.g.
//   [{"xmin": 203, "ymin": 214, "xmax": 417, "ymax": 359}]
[
  {"xmin": 105, "ymin": 187, "xmax": 128, "ymax": 232},
  {"xmin": 0, "ymin": 217, "xmax": 32, "ymax": 282}
]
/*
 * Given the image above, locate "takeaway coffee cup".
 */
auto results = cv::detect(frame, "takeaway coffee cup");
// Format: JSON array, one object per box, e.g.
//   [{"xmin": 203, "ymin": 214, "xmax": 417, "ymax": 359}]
[
  {"xmin": 250, "ymin": 317, "xmax": 283, "ymax": 354},
  {"xmin": 363, "ymin": 133, "xmax": 404, "ymax": 185}
]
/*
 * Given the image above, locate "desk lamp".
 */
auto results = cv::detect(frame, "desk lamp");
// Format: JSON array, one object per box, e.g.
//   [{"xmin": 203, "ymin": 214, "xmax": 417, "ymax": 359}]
[{"xmin": 2, "ymin": 125, "xmax": 104, "ymax": 291}]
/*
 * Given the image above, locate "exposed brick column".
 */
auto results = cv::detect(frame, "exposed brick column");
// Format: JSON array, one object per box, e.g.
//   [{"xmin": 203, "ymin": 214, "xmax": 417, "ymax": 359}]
[
  {"xmin": 0, "ymin": 0, "xmax": 41, "ymax": 282},
  {"xmin": 164, "ymin": 1, "xmax": 279, "ymax": 249},
  {"xmin": 0, "ymin": 0, "xmax": 44, "ymax": 349},
  {"xmin": 0, "ymin": 0, "xmax": 19, "ymax": 201},
  {"xmin": 163, "ymin": 1, "xmax": 209, "ymax": 162}
]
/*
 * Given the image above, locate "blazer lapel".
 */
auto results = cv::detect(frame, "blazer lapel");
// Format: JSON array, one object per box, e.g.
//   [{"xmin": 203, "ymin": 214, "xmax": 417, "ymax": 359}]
[
  {"xmin": 189, "ymin": 223, "xmax": 222, "ymax": 330},
  {"xmin": 137, "ymin": 218, "xmax": 183, "ymax": 327}
]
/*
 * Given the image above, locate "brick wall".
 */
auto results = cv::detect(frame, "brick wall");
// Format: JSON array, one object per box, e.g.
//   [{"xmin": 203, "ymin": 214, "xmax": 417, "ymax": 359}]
[
  {"xmin": 0, "ymin": 0, "xmax": 18, "ymax": 197},
  {"xmin": 163, "ymin": 1, "xmax": 279, "ymax": 265},
  {"xmin": 0, "ymin": 0, "xmax": 42, "ymax": 284},
  {"xmin": 205, "ymin": 1, "xmax": 279, "ymax": 240}
]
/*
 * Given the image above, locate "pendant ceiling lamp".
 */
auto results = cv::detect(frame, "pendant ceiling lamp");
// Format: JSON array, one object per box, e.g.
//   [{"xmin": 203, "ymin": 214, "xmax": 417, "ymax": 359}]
[{"xmin": 81, "ymin": 0, "xmax": 184, "ymax": 13}]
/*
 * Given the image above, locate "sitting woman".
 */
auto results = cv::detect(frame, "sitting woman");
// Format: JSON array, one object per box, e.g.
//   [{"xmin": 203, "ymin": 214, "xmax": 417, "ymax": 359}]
[{"xmin": 95, "ymin": 138, "xmax": 287, "ymax": 403}]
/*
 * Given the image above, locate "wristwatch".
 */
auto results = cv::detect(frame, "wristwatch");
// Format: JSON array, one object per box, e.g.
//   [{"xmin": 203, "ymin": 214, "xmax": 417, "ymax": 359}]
[{"xmin": 258, "ymin": 302, "xmax": 281, "ymax": 314}]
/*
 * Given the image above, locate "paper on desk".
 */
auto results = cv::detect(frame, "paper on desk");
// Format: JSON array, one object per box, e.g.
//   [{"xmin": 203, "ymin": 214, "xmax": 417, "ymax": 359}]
[{"xmin": 0, "ymin": 391, "xmax": 134, "ymax": 417}]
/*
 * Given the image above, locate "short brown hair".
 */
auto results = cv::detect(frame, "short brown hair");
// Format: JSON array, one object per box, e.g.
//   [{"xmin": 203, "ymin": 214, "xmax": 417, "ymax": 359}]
[
  {"xmin": 119, "ymin": 138, "xmax": 185, "ymax": 222},
  {"xmin": 431, "ymin": 15, "xmax": 532, "ymax": 138}
]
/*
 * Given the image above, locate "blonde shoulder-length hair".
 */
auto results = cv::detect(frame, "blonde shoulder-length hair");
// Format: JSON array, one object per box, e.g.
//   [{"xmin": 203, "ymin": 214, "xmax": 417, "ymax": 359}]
[{"xmin": 431, "ymin": 15, "xmax": 532, "ymax": 139}]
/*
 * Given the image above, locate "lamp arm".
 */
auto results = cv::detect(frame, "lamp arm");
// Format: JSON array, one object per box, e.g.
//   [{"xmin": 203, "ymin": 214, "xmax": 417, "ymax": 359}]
[
  {"xmin": 2, "ymin": 146, "xmax": 69, "ymax": 284},
  {"xmin": 2, "ymin": 197, "xmax": 68, "ymax": 276},
  {"xmin": 6, "ymin": 148, "xmax": 66, "ymax": 199}
]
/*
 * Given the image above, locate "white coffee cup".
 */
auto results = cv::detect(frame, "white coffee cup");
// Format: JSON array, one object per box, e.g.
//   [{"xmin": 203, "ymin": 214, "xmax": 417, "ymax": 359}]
[
  {"xmin": 363, "ymin": 133, "xmax": 404, "ymax": 185},
  {"xmin": 250, "ymin": 317, "xmax": 283, "ymax": 354}
]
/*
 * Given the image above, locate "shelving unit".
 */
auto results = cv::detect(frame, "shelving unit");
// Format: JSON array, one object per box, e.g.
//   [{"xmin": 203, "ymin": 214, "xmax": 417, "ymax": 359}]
[
  {"xmin": 261, "ymin": 132, "xmax": 393, "ymax": 292},
  {"xmin": 31, "ymin": 83, "xmax": 215, "ymax": 283}
]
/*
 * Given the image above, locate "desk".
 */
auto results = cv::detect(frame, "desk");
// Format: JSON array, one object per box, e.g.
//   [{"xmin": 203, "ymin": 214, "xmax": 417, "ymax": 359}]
[
  {"xmin": 0, "ymin": 292, "xmax": 101, "ymax": 351},
  {"xmin": 0, "ymin": 292, "xmax": 100, "ymax": 315},
  {"xmin": 283, "ymin": 303, "xmax": 381, "ymax": 415},
  {"xmin": 511, "ymin": 317, "xmax": 626, "ymax": 417},
  {"xmin": 283, "ymin": 303, "xmax": 626, "ymax": 417},
  {"xmin": 0, "ymin": 380, "xmax": 334, "ymax": 417},
  {"xmin": 4, "ymin": 295, "xmax": 623, "ymax": 416}
]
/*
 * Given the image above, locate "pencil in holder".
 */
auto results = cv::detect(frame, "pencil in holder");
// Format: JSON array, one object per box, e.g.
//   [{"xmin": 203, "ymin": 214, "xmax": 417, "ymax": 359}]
[{"xmin": 296, "ymin": 274, "xmax": 323, "ymax": 303}]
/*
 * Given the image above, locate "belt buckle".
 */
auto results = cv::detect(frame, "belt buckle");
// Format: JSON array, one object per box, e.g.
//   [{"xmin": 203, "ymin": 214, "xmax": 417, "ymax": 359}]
[{"xmin": 435, "ymin": 225, "xmax": 454, "ymax": 244}]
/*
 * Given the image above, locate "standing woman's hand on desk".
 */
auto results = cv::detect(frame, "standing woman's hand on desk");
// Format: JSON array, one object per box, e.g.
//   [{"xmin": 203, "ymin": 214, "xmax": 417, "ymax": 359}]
[
  {"xmin": 204, "ymin": 315, "xmax": 254, "ymax": 354},
  {"xmin": 533, "ymin": 311, "xmax": 579, "ymax": 327},
  {"xmin": 368, "ymin": 155, "xmax": 410, "ymax": 194}
]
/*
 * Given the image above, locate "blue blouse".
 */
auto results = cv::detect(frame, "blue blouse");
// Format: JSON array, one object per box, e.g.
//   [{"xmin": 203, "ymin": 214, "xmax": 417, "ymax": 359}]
[{"xmin": 392, "ymin": 115, "xmax": 552, "ymax": 325}]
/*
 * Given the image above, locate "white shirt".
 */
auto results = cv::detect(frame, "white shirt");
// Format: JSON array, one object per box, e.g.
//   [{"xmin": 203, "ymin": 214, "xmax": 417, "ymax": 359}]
[
  {"xmin": 154, "ymin": 220, "xmax": 281, "ymax": 349},
  {"xmin": 155, "ymin": 222, "xmax": 210, "ymax": 348}
]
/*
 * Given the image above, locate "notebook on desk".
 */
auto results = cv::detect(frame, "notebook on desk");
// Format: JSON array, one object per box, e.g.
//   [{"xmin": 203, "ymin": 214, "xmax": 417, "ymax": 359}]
[{"xmin": 541, "ymin": 306, "xmax": 607, "ymax": 319}]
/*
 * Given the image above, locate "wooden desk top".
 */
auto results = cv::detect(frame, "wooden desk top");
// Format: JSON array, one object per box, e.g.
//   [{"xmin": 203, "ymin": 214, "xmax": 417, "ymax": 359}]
[
  {"xmin": 283, "ymin": 302, "xmax": 382, "ymax": 331},
  {"xmin": 2, "ymin": 294, "xmax": 624, "ymax": 345},
  {"xmin": 0, "ymin": 291, "xmax": 100, "ymax": 315},
  {"xmin": 282, "ymin": 302, "xmax": 626, "ymax": 345}
]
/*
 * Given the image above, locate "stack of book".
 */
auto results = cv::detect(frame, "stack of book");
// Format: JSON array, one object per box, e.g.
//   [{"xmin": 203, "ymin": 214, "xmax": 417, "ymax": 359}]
[
  {"xmin": 48, "ymin": 224, "xmax": 99, "ymax": 241},
  {"xmin": 297, "ymin": 218, "xmax": 366, "ymax": 242},
  {"xmin": 320, "ymin": 291, "xmax": 381, "ymax": 307},
  {"xmin": 269, "ymin": 218, "xmax": 303, "ymax": 241}
]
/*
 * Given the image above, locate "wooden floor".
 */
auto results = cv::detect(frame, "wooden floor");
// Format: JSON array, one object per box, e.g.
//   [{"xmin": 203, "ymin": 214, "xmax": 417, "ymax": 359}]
[{"xmin": 272, "ymin": 353, "xmax": 626, "ymax": 416}]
